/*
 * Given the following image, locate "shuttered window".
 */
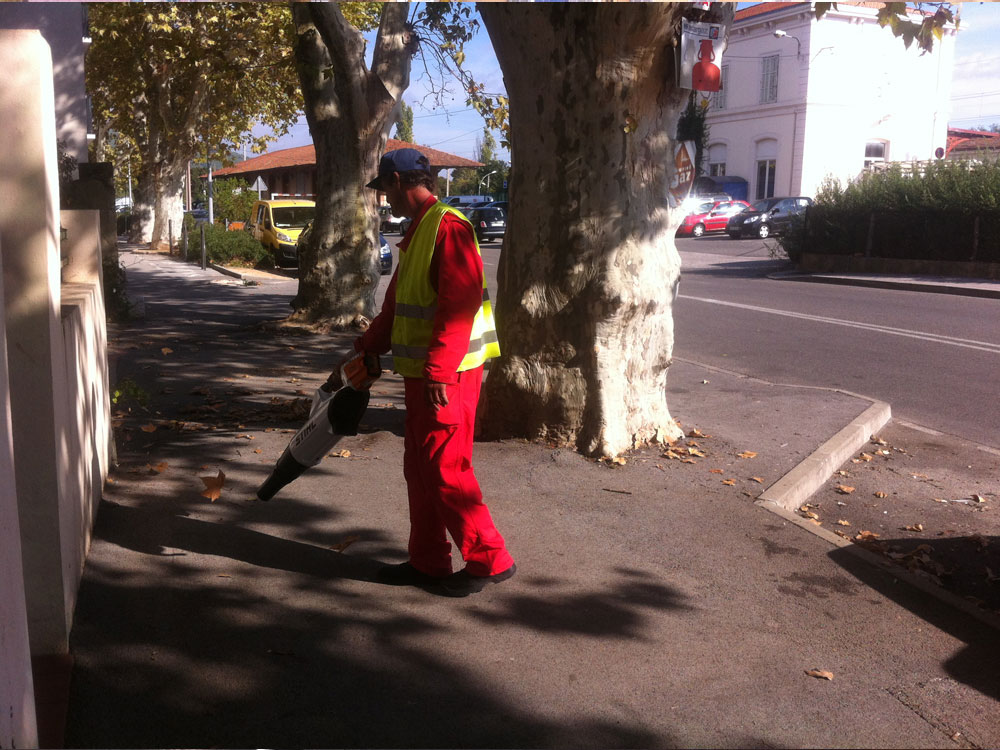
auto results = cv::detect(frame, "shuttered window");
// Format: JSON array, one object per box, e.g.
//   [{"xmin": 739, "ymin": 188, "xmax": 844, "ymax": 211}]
[
  {"xmin": 760, "ymin": 55, "xmax": 779, "ymax": 104},
  {"xmin": 713, "ymin": 65, "xmax": 729, "ymax": 110}
]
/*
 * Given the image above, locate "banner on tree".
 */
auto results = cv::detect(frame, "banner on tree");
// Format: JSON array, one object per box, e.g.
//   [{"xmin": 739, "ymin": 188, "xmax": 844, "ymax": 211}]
[{"xmin": 679, "ymin": 18, "xmax": 727, "ymax": 92}]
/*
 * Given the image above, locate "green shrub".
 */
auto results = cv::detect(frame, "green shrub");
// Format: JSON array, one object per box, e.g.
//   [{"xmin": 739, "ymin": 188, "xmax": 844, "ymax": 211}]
[
  {"xmin": 211, "ymin": 178, "xmax": 257, "ymax": 225},
  {"xmin": 797, "ymin": 157, "xmax": 1000, "ymax": 263},
  {"xmin": 184, "ymin": 223, "xmax": 273, "ymax": 268}
]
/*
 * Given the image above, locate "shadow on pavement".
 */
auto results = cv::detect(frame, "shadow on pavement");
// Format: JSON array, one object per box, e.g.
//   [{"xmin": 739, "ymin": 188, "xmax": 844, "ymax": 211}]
[{"xmin": 828, "ymin": 543, "xmax": 1000, "ymax": 702}]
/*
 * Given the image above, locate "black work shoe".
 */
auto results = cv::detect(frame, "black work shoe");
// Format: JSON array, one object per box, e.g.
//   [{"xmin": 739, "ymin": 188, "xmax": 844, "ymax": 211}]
[
  {"xmin": 376, "ymin": 562, "xmax": 446, "ymax": 587},
  {"xmin": 440, "ymin": 563, "xmax": 517, "ymax": 597}
]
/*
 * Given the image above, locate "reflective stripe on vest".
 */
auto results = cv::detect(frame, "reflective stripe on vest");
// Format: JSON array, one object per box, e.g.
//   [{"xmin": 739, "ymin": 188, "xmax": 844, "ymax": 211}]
[{"xmin": 390, "ymin": 202, "xmax": 501, "ymax": 378}]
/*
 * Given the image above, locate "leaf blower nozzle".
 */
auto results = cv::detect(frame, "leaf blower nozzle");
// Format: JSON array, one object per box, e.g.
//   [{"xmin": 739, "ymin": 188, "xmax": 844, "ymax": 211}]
[{"xmin": 256, "ymin": 353, "xmax": 379, "ymax": 502}]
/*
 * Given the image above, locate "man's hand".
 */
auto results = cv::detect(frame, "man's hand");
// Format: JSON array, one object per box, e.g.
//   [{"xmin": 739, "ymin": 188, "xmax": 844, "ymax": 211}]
[{"xmin": 425, "ymin": 380, "xmax": 449, "ymax": 409}]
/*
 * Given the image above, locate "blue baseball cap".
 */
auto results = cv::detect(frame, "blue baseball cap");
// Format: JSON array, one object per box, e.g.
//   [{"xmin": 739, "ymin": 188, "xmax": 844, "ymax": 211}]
[{"xmin": 365, "ymin": 148, "xmax": 431, "ymax": 190}]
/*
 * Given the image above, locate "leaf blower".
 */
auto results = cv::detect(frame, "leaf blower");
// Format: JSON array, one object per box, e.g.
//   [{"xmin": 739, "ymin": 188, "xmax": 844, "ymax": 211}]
[{"xmin": 255, "ymin": 352, "xmax": 381, "ymax": 501}]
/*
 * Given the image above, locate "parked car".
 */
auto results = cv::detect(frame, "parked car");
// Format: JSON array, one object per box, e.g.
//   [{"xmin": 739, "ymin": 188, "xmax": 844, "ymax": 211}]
[
  {"xmin": 443, "ymin": 194, "xmax": 494, "ymax": 209},
  {"xmin": 378, "ymin": 205, "xmax": 406, "ymax": 234},
  {"xmin": 676, "ymin": 199, "xmax": 752, "ymax": 238},
  {"xmin": 483, "ymin": 201, "xmax": 508, "ymax": 213},
  {"xmin": 246, "ymin": 199, "xmax": 315, "ymax": 266},
  {"xmin": 678, "ymin": 193, "xmax": 730, "ymax": 215},
  {"xmin": 466, "ymin": 206, "xmax": 506, "ymax": 243},
  {"xmin": 726, "ymin": 196, "xmax": 813, "ymax": 239},
  {"xmin": 294, "ymin": 224, "xmax": 392, "ymax": 275}
]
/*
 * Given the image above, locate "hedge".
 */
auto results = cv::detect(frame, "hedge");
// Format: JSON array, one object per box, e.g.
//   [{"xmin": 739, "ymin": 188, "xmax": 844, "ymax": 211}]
[{"xmin": 183, "ymin": 221, "xmax": 274, "ymax": 268}]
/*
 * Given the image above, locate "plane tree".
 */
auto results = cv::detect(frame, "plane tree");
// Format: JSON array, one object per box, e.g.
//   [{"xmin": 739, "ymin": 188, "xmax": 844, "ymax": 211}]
[{"xmin": 87, "ymin": 3, "xmax": 302, "ymax": 247}]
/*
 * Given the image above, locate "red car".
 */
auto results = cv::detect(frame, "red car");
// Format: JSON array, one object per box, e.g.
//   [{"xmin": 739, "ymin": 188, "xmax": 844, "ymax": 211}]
[{"xmin": 676, "ymin": 200, "xmax": 752, "ymax": 238}]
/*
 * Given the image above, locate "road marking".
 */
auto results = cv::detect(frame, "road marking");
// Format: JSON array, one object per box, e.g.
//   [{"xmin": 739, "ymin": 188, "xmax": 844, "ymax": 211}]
[{"xmin": 678, "ymin": 295, "xmax": 1000, "ymax": 354}]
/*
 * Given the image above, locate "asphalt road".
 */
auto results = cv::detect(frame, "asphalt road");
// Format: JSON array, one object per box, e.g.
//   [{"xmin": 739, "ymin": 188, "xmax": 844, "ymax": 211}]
[
  {"xmin": 280, "ymin": 231, "xmax": 999, "ymax": 449},
  {"xmin": 674, "ymin": 235, "xmax": 1000, "ymax": 449}
]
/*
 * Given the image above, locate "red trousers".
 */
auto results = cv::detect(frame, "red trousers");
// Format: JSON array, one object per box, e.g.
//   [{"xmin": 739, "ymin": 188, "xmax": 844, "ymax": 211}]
[{"xmin": 402, "ymin": 366, "xmax": 514, "ymax": 577}]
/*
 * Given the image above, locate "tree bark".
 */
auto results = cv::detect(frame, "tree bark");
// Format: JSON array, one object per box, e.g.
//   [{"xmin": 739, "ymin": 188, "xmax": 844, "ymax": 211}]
[
  {"xmin": 478, "ymin": 3, "xmax": 732, "ymax": 457},
  {"xmin": 289, "ymin": 3, "xmax": 415, "ymax": 330}
]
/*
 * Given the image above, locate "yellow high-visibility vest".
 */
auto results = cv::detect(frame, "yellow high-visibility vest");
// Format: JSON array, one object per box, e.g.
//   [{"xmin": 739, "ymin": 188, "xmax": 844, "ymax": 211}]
[{"xmin": 390, "ymin": 201, "xmax": 500, "ymax": 378}]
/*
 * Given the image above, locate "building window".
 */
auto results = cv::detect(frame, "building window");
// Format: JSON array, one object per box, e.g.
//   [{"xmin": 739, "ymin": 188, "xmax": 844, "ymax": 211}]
[
  {"xmin": 760, "ymin": 54, "xmax": 779, "ymax": 104},
  {"xmin": 864, "ymin": 140, "xmax": 888, "ymax": 171},
  {"xmin": 755, "ymin": 138, "xmax": 778, "ymax": 199},
  {"xmin": 756, "ymin": 160, "xmax": 776, "ymax": 199},
  {"xmin": 713, "ymin": 65, "xmax": 728, "ymax": 110},
  {"xmin": 708, "ymin": 143, "xmax": 727, "ymax": 176}
]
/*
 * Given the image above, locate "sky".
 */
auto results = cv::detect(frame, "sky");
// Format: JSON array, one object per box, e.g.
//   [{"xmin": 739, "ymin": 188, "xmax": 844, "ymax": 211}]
[{"xmin": 261, "ymin": 1, "xmax": 1000, "ymax": 160}]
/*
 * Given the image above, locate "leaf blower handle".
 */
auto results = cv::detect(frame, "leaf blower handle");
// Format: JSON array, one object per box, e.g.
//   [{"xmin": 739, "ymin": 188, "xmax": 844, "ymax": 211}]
[{"xmin": 339, "ymin": 351, "xmax": 382, "ymax": 391}]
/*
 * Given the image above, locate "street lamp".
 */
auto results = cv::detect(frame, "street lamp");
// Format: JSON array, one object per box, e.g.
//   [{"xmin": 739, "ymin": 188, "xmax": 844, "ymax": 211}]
[
  {"xmin": 479, "ymin": 170, "xmax": 498, "ymax": 195},
  {"xmin": 773, "ymin": 29, "xmax": 802, "ymax": 57}
]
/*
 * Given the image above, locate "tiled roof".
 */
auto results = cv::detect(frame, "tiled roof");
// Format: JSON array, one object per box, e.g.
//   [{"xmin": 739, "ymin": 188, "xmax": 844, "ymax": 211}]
[
  {"xmin": 734, "ymin": 2, "xmax": 909, "ymax": 23},
  {"xmin": 947, "ymin": 127, "xmax": 1000, "ymax": 154},
  {"xmin": 214, "ymin": 138, "xmax": 482, "ymax": 177}
]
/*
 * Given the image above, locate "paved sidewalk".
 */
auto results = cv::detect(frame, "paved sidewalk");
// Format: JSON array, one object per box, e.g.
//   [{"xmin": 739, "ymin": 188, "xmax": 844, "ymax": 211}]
[{"xmin": 63, "ymin": 250, "xmax": 1000, "ymax": 748}]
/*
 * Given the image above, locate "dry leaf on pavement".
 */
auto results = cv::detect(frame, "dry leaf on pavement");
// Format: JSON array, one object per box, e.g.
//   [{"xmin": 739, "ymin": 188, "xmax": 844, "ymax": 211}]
[
  {"xmin": 151, "ymin": 461, "xmax": 169, "ymax": 473},
  {"xmin": 858, "ymin": 453, "xmax": 873, "ymax": 462},
  {"xmin": 737, "ymin": 451, "xmax": 757, "ymax": 459},
  {"xmin": 709, "ymin": 468, "xmax": 724, "ymax": 474},
  {"xmin": 161, "ymin": 347, "xmax": 173, "ymax": 355},
  {"xmin": 855, "ymin": 530, "xmax": 881, "ymax": 542},
  {"xmin": 835, "ymin": 485, "xmax": 856, "ymax": 494},
  {"xmin": 199, "ymin": 470, "xmax": 226, "ymax": 502},
  {"xmin": 722, "ymin": 478, "xmax": 736, "ymax": 486},
  {"xmin": 835, "ymin": 519, "xmax": 851, "ymax": 526},
  {"xmin": 750, "ymin": 476, "xmax": 764, "ymax": 483},
  {"xmin": 330, "ymin": 449, "xmax": 352, "ymax": 458},
  {"xmin": 140, "ymin": 424, "xmax": 157, "ymax": 433},
  {"xmin": 903, "ymin": 524, "xmax": 925, "ymax": 532},
  {"xmin": 874, "ymin": 491, "xmax": 888, "ymax": 498},
  {"xmin": 331, "ymin": 535, "xmax": 360, "ymax": 553},
  {"xmin": 805, "ymin": 669, "xmax": 834, "ymax": 681}
]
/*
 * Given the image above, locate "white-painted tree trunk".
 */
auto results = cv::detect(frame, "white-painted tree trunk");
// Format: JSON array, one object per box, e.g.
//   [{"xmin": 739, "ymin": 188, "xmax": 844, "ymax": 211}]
[{"xmin": 479, "ymin": 3, "xmax": 732, "ymax": 457}]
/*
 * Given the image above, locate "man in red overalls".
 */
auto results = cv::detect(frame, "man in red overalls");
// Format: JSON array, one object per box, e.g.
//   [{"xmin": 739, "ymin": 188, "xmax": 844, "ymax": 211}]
[{"xmin": 345, "ymin": 148, "xmax": 515, "ymax": 597}]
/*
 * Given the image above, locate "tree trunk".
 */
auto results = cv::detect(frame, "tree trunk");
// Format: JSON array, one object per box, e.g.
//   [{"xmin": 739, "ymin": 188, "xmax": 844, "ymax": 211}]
[
  {"xmin": 478, "ymin": 3, "xmax": 732, "ymax": 457},
  {"xmin": 128, "ymin": 159, "xmax": 183, "ymax": 250},
  {"xmin": 288, "ymin": 3, "xmax": 415, "ymax": 331}
]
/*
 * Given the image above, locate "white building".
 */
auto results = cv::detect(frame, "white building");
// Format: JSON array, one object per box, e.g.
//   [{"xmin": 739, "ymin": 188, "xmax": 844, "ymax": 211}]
[{"xmin": 703, "ymin": 1, "xmax": 957, "ymax": 201}]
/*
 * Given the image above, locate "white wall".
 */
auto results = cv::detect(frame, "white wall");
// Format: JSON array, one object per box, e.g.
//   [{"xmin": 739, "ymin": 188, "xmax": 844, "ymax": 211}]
[
  {"xmin": 706, "ymin": 3, "xmax": 956, "ymax": 200},
  {"xmin": 0, "ymin": 3, "xmax": 89, "ymax": 166}
]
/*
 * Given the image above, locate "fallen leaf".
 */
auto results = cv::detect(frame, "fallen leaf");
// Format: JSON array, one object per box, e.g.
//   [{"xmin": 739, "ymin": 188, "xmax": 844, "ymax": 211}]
[
  {"xmin": 802, "ymin": 511, "xmax": 820, "ymax": 520},
  {"xmin": 972, "ymin": 494, "xmax": 987, "ymax": 503},
  {"xmin": 835, "ymin": 519, "xmax": 851, "ymax": 526},
  {"xmin": 140, "ymin": 424, "xmax": 157, "ymax": 433},
  {"xmin": 737, "ymin": 451, "xmax": 757, "ymax": 459},
  {"xmin": 253, "ymin": 448, "xmax": 262, "ymax": 454},
  {"xmin": 877, "ymin": 449, "xmax": 891, "ymax": 456},
  {"xmin": 722, "ymin": 478, "xmax": 736, "ymax": 486},
  {"xmin": 681, "ymin": 458, "xmax": 697, "ymax": 464},
  {"xmin": 871, "ymin": 436, "xmax": 888, "ymax": 446},
  {"xmin": 236, "ymin": 434, "xmax": 254, "ymax": 441},
  {"xmin": 199, "ymin": 470, "xmax": 226, "ymax": 502},
  {"xmin": 933, "ymin": 498, "xmax": 947, "ymax": 503},
  {"xmin": 687, "ymin": 429, "xmax": 707, "ymax": 438},
  {"xmin": 858, "ymin": 453, "xmax": 874, "ymax": 462},
  {"xmin": 151, "ymin": 461, "xmax": 169, "ymax": 473},
  {"xmin": 903, "ymin": 523, "xmax": 925, "ymax": 532},
  {"xmin": 161, "ymin": 347, "xmax": 173, "ymax": 355},
  {"xmin": 805, "ymin": 669, "xmax": 834, "ymax": 681},
  {"xmin": 709, "ymin": 468, "xmax": 724, "ymax": 474},
  {"xmin": 835, "ymin": 485, "xmax": 856, "ymax": 495},
  {"xmin": 855, "ymin": 530, "xmax": 881, "ymax": 542},
  {"xmin": 330, "ymin": 535, "xmax": 360, "ymax": 553},
  {"xmin": 874, "ymin": 491, "xmax": 888, "ymax": 498},
  {"xmin": 701, "ymin": 379, "xmax": 710, "ymax": 384},
  {"xmin": 687, "ymin": 447, "xmax": 706, "ymax": 457},
  {"xmin": 330, "ymin": 449, "xmax": 352, "ymax": 458},
  {"xmin": 750, "ymin": 476, "xmax": 764, "ymax": 483},
  {"xmin": 836, "ymin": 470, "xmax": 850, "ymax": 476}
]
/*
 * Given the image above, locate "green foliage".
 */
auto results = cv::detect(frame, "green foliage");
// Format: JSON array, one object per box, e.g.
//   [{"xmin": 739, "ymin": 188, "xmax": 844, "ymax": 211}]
[
  {"xmin": 112, "ymin": 378, "xmax": 149, "ymax": 407},
  {"xmin": 676, "ymin": 94, "xmax": 711, "ymax": 176},
  {"xmin": 211, "ymin": 178, "xmax": 257, "ymax": 225},
  {"xmin": 394, "ymin": 101, "xmax": 415, "ymax": 143},
  {"xmin": 815, "ymin": 2, "xmax": 955, "ymax": 53},
  {"xmin": 780, "ymin": 158, "xmax": 1000, "ymax": 264},
  {"xmin": 815, "ymin": 158, "xmax": 1000, "ymax": 211},
  {"xmin": 185, "ymin": 223, "xmax": 273, "ymax": 268},
  {"xmin": 87, "ymin": 3, "xmax": 303, "ymax": 224}
]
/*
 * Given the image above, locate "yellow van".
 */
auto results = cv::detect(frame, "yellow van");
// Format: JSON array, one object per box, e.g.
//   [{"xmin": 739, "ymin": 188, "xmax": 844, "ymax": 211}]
[{"xmin": 246, "ymin": 199, "xmax": 316, "ymax": 267}]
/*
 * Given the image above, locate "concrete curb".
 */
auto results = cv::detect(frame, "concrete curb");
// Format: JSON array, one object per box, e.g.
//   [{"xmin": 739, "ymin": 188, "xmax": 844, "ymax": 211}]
[
  {"xmin": 755, "ymin": 399, "xmax": 1000, "ymax": 631},
  {"xmin": 207, "ymin": 262, "xmax": 257, "ymax": 284},
  {"xmin": 757, "ymin": 399, "xmax": 891, "ymax": 511},
  {"xmin": 767, "ymin": 271, "xmax": 1000, "ymax": 300}
]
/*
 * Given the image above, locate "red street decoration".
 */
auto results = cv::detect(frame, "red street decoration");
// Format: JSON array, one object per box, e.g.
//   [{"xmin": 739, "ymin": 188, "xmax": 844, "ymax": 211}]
[{"xmin": 679, "ymin": 19, "xmax": 727, "ymax": 93}]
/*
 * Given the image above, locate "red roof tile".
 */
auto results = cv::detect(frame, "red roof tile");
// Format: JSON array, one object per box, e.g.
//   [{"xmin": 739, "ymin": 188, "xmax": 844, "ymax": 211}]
[
  {"xmin": 734, "ymin": 2, "xmax": 912, "ymax": 23},
  {"xmin": 215, "ymin": 138, "xmax": 482, "ymax": 177}
]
